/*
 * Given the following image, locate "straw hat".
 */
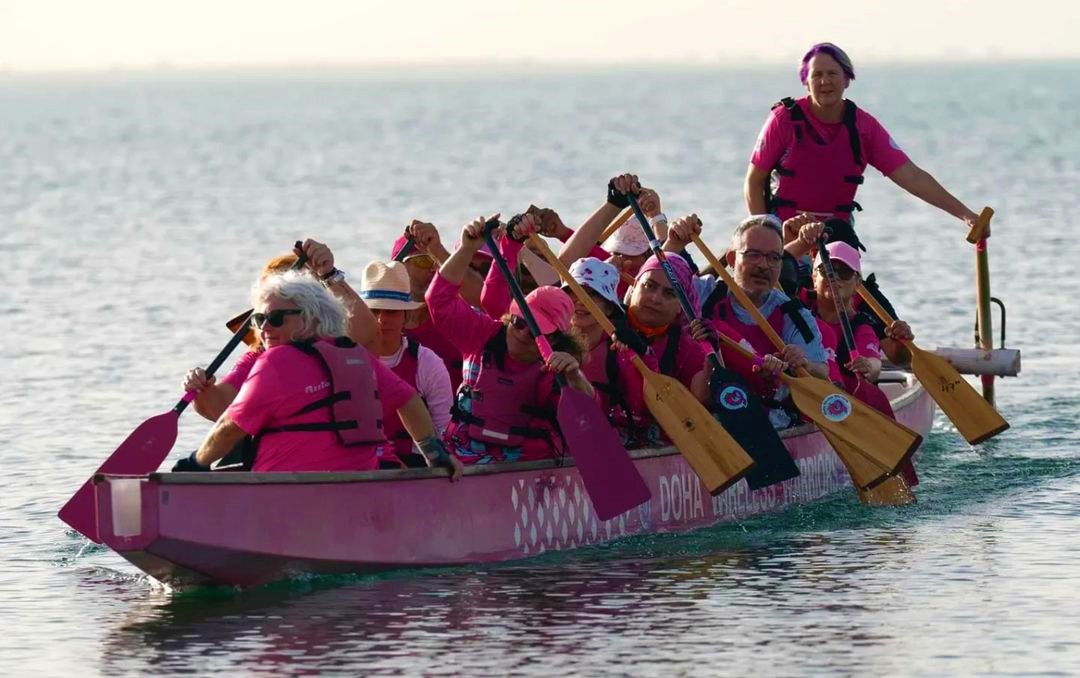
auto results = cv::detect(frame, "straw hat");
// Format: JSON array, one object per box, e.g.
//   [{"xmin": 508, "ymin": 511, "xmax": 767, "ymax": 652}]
[{"xmin": 358, "ymin": 261, "xmax": 425, "ymax": 310}]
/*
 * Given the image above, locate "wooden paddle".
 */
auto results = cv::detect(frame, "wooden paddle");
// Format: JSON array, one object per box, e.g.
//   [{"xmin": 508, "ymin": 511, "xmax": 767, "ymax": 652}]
[
  {"xmin": 966, "ymin": 207, "xmax": 996, "ymax": 404},
  {"xmin": 482, "ymin": 225, "xmax": 650, "ymax": 520},
  {"xmin": 598, "ymin": 208, "xmax": 634, "ymax": 245},
  {"xmin": 816, "ymin": 239, "xmax": 916, "ymax": 505},
  {"xmin": 59, "ymin": 244, "xmax": 309, "ymax": 542},
  {"xmin": 690, "ymin": 233, "xmax": 923, "ymax": 489},
  {"xmin": 624, "ymin": 196, "xmax": 800, "ymax": 489},
  {"xmin": 527, "ymin": 233, "xmax": 758, "ymax": 494},
  {"xmin": 856, "ymin": 283, "xmax": 1008, "ymax": 445}
]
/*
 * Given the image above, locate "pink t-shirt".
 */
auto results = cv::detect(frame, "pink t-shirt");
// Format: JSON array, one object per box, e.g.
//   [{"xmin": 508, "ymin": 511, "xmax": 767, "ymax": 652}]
[
  {"xmin": 219, "ymin": 348, "xmax": 261, "ymax": 390},
  {"xmin": 226, "ymin": 341, "xmax": 416, "ymax": 472},
  {"xmin": 750, "ymin": 96, "xmax": 910, "ymax": 177}
]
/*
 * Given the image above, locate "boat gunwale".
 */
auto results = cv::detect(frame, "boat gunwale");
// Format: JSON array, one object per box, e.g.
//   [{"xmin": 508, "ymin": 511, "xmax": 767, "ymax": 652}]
[{"xmin": 96, "ymin": 372, "xmax": 922, "ymax": 487}]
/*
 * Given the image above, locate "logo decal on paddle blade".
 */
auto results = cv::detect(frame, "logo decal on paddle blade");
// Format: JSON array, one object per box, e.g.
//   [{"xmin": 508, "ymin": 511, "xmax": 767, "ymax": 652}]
[
  {"xmin": 718, "ymin": 386, "xmax": 748, "ymax": 411},
  {"xmin": 821, "ymin": 394, "xmax": 852, "ymax": 422}
]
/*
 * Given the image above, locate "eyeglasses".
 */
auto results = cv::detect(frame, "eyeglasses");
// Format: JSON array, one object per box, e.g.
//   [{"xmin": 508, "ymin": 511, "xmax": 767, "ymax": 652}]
[
  {"xmin": 817, "ymin": 264, "xmax": 858, "ymax": 281},
  {"xmin": 508, "ymin": 315, "xmax": 530, "ymax": 332},
  {"xmin": 404, "ymin": 254, "xmax": 436, "ymax": 270},
  {"xmin": 251, "ymin": 309, "xmax": 302, "ymax": 328},
  {"xmin": 737, "ymin": 249, "xmax": 784, "ymax": 266}
]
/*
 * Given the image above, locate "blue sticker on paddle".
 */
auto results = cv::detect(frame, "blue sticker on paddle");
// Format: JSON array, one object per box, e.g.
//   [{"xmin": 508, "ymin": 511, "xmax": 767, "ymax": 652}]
[
  {"xmin": 821, "ymin": 394, "xmax": 852, "ymax": 422},
  {"xmin": 718, "ymin": 385, "xmax": 749, "ymax": 411}
]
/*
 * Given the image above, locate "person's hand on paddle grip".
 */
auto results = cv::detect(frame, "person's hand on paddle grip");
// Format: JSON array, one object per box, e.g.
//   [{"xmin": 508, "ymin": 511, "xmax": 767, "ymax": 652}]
[
  {"xmin": 297, "ymin": 239, "xmax": 335, "ymax": 278},
  {"xmin": 689, "ymin": 317, "xmax": 716, "ymax": 345},
  {"xmin": 544, "ymin": 351, "xmax": 581, "ymax": 375},
  {"xmin": 606, "ymin": 173, "xmax": 640, "ymax": 207},
  {"xmin": 461, "ymin": 214, "xmax": 502, "ymax": 250},
  {"xmin": 782, "ymin": 213, "xmax": 817, "ymax": 245},
  {"xmin": 508, "ymin": 213, "xmax": 541, "ymax": 242},
  {"xmin": 780, "ymin": 344, "xmax": 809, "ymax": 372},
  {"xmin": 847, "ymin": 355, "xmax": 878, "ymax": 380},
  {"xmin": 407, "ymin": 220, "xmax": 442, "ymax": 254},
  {"xmin": 885, "ymin": 319, "xmax": 914, "ymax": 342},
  {"xmin": 527, "ymin": 205, "xmax": 572, "ymax": 241},
  {"xmin": 667, "ymin": 214, "xmax": 703, "ymax": 248},
  {"xmin": 183, "ymin": 367, "xmax": 215, "ymax": 394},
  {"xmin": 638, "ymin": 188, "xmax": 662, "ymax": 218},
  {"xmin": 797, "ymin": 221, "xmax": 826, "ymax": 247}
]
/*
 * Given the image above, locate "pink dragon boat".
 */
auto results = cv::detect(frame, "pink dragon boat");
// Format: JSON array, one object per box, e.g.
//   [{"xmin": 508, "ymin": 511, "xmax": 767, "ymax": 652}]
[{"xmin": 93, "ymin": 374, "xmax": 933, "ymax": 588}]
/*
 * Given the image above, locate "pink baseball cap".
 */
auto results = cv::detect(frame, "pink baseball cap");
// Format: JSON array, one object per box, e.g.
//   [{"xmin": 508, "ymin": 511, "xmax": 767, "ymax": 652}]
[
  {"xmin": 816, "ymin": 241, "xmax": 861, "ymax": 274},
  {"xmin": 390, "ymin": 234, "xmax": 413, "ymax": 261},
  {"xmin": 567, "ymin": 257, "xmax": 621, "ymax": 307},
  {"xmin": 509, "ymin": 285, "xmax": 574, "ymax": 335}
]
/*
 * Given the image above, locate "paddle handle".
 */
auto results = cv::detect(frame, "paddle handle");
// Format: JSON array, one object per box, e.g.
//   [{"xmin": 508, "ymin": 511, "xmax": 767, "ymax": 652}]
[
  {"xmin": 175, "ymin": 241, "xmax": 309, "ymax": 414},
  {"xmin": 527, "ymin": 234, "xmax": 618, "ymax": 336},
  {"xmin": 627, "ymin": 194, "xmax": 697, "ymax": 322},
  {"xmin": 815, "ymin": 236, "xmax": 858, "ymax": 356},
  {"xmin": 482, "ymin": 223, "xmax": 565, "ymax": 387},
  {"xmin": 393, "ymin": 235, "xmax": 417, "ymax": 262},
  {"xmin": 690, "ymin": 233, "xmax": 788, "ymax": 353},
  {"xmin": 965, "ymin": 206, "xmax": 994, "ymax": 244},
  {"xmin": 598, "ymin": 208, "xmax": 634, "ymax": 244}
]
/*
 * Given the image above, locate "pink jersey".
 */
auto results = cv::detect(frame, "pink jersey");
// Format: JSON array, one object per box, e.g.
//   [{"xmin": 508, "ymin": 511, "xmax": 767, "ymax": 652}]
[
  {"xmin": 219, "ymin": 348, "xmax": 261, "ymax": 390},
  {"xmin": 226, "ymin": 341, "xmax": 415, "ymax": 473}
]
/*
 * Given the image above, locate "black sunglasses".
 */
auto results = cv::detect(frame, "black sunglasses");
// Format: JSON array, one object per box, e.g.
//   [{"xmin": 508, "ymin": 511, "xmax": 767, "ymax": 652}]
[
  {"xmin": 251, "ymin": 309, "xmax": 302, "ymax": 328},
  {"xmin": 817, "ymin": 264, "xmax": 858, "ymax": 281},
  {"xmin": 508, "ymin": 315, "xmax": 530, "ymax": 332}
]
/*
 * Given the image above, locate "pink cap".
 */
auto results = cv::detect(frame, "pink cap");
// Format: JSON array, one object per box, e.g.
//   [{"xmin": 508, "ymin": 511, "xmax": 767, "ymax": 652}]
[
  {"xmin": 390, "ymin": 234, "xmax": 411, "ymax": 260},
  {"xmin": 817, "ymin": 241, "xmax": 861, "ymax": 274},
  {"xmin": 509, "ymin": 285, "xmax": 574, "ymax": 335}
]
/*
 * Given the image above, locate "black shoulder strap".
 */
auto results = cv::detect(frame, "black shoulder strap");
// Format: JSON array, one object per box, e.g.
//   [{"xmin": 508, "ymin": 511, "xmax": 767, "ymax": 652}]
[
  {"xmin": 482, "ymin": 325, "xmax": 508, "ymax": 370},
  {"xmin": 778, "ymin": 298, "xmax": 815, "ymax": 343},
  {"xmin": 774, "ymin": 97, "xmax": 804, "ymax": 140},
  {"xmin": 406, "ymin": 337, "xmax": 420, "ymax": 359},
  {"xmin": 701, "ymin": 280, "xmax": 729, "ymax": 320},
  {"xmin": 843, "ymin": 99, "xmax": 863, "ymax": 165},
  {"xmin": 660, "ymin": 323, "xmax": 682, "ymax": 375}
]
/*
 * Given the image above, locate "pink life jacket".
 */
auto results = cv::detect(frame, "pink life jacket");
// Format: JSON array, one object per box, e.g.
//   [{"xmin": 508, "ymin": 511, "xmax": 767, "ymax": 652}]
[
  {"xmin": 700, "ymin": 283, "xmax": 816, "ymax": 358},
  {"xmin": 767, "ymin": 96, "xmax": 867, "ymax": 222},
  {"xmin": 259, "ymin": 338, "xmax": 385, "ymax": 445},
  {"xmin": 383, "ymin": 338, "xmax": 421, "ymax": 457},
  {"xmin": 451, "ymin": 328, "xmax": 556, "ymax": 448}
]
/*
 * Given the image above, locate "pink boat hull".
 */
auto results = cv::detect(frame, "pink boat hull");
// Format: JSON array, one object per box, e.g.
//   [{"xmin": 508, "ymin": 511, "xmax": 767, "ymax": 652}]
[{"xmin": 93, "ymin": 377, "xmax": 934, "ymax": 588}]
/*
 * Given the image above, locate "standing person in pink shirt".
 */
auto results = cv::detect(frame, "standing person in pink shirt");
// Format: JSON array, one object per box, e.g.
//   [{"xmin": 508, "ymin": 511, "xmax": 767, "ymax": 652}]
[
  {"xmin": 426, "ymin": 216, "xmax": 592, "ymax": 465},
  {"xmin": 173, "ymin": 271, "xmax": 463, "ymax": 479},
  {"xmin": 358, "ymin": 260, "xmax": 454, "ymax": 467},
  {"xmin": 744, "ymin": 42, "xmax": 984, "ymax": 235}
]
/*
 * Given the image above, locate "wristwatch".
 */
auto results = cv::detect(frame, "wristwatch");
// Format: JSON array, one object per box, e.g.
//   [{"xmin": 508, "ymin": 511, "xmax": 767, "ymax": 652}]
[{"xmin": 320, "ymin": 268, "xmax": 346, "ymax": 286}]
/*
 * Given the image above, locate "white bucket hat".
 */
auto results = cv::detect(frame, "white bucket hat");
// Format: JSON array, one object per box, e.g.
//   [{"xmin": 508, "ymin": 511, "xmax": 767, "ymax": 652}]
[
  {"xmin": 602, "ymin": 217, "xmax": 652, "ymax": 256},
  {"xmin": 567, "ymin": 257, "xmax": 622, "ymax": 307},
  {"xmin": 358, "ymin": 261, "xmax": 425, "ymax": 310}
]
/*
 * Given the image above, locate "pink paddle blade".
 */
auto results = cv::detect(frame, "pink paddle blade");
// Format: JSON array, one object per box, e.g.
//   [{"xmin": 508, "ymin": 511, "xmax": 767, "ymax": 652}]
[
  {"xmin": 556, "ymin": 387, "xmax": 650, "ymax": 521},
  {"xmin": 58, "ymin": 409, "xmax": 180, "ymax": 543}
]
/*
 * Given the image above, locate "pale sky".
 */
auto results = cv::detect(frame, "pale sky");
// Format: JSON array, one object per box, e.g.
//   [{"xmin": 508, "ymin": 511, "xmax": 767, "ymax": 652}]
[{"xmin": 1, "ymin": 0, "xmax": 1077, "ymax": 72}]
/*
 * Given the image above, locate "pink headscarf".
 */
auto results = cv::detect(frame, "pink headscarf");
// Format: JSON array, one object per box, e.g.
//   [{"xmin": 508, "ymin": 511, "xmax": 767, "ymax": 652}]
[{"xmin": 634, "ymin": 252, "xmax": 699, "ymax": 318}]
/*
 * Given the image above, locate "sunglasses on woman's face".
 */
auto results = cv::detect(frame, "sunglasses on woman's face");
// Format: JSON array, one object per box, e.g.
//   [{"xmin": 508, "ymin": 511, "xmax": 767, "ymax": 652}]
[
  {"xmin": 508, "ymin": 315, "xmax": 530, "ymax": 332},
  {"xmin": 404, "ymin": 254, "xmax": 436, "ymax": 270},
  {"xmin": 818, "ymin": 264, "xmax": 858, "ymax": 281},
  {"xmin": 251, "ymin": 309, "xmax": 302, "ymax": 328}
]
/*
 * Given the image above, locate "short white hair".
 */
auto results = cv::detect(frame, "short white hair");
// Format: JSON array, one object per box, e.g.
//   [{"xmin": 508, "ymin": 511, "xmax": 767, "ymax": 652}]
[
  {"xmin": 731, "ymin": 214, "xmax": 784, "ymax": 249},
  {"xmin": 252, "ymin": 270, "xmax": 347, "ymax": 340}
]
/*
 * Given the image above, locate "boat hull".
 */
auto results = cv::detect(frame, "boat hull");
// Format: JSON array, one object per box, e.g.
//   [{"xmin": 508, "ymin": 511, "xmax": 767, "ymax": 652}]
[{"xmin": 93, "ymin": 377, "xmax": 934, "ymax": 587}]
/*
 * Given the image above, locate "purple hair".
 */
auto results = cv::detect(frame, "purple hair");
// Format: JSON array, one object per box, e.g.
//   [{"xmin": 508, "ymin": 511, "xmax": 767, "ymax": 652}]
[{"xmin": 799, "ymin": 43, "xmax": 855, "ymax": 85}]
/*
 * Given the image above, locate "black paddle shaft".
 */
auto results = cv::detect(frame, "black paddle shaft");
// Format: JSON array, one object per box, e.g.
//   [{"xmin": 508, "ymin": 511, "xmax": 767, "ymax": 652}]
[
  {"xmin": 481, "ymin": 220, "xmax": 568, "ymax": 389},
  {"xmin": 393, "ymin": 236, "xmax": 417, "ymax": 262},
  {"xmin": 172, "ymin": 241, "xmax": 309, "ymax": 414},
  {"xmin": 816, "ymin": 235, "xmax": 858, "ymax": 357}
]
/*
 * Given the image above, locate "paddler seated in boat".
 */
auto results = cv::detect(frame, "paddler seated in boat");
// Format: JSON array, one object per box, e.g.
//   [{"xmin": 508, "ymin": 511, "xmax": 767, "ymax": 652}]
[
  {"xmin": 803, "ymin": 241, "xmax": 914, "ymax": 387},
  {"xmin": 744, "ymin": 42, "xmax": 983, "ymax": 235},
  {"xmin": 172, "ymin": 271, "xmax": 464, "ymax": 479},
  {"xmin": 426, "ymin": 216, "xmax": 592, "ymax": 465},
  {"xmin": 359, "ymin": 260, "xmax": 454, "ymax": 468},
  {"xmin": 182, "ymin": 239, "xmax": 379, "ymax": 423},
  {"xmin": 665, "ymin": 214, "xmax": 830, "ymax": 427}
]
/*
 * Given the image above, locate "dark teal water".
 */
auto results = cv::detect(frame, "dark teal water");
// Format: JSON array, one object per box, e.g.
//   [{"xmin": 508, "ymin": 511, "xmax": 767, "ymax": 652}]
[{"xmin": 2, "ymin": 63, "xmax": 1079, "ymax": 676}]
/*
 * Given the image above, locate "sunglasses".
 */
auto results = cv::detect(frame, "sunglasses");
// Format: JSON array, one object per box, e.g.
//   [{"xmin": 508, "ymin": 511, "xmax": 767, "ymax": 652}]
[
  {"xmin": 251, "ymin": 309, "xmax": 302, "ymax": 328},
  {"xmin": 404, "ymin": 254, "xmax": 436, "ymax": 270},
  {"xmin": 508, "ymin": 315, "xmax": 530, "ymax": 332},
  {"xmin": 817, "ymin": 264, "xmax": 858, "ymax": 281}
]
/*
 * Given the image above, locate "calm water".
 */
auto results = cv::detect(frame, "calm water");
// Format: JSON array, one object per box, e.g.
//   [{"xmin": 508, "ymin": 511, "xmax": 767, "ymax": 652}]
[{"xmin": 2, "ymin": 63, "xmax": 1079, "ymax": 676}]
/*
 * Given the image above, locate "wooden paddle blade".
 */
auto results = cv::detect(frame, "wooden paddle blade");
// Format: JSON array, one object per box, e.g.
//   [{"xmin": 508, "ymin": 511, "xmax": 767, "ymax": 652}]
[
  {"xmin": 857, "ymin": 474, "xmax": 917, "ymax": 506},
  {"xmin": 640, "ymin": 366, "xmax": 754, "ymax": 495},
  {"xmin": 822, "ymin": 428, "xmax": 889, "ymax": 489},
  {"xmin": 556, "ymin": 388, "xmax": 650, "ymax": 521},
  {"xmin": 57, "ymin": 410, "xmax": 180, "ymax": 542},
  {"xmin": 709, "ymin": 366, "xmax": 800, "ymax": 489},
  {"xmin": 910, "ymin": 344, "xmax": 1009, "ymax": 444},
  {"xmin": 787, "ymin": 375, "xmax": 922, "ymax": 478}
]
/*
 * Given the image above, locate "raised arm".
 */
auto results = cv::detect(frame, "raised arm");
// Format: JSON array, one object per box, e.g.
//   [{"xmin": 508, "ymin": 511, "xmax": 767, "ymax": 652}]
[
  {"xmin": 558, "ymin": 173, "xmax": 639, "ymax": 266},
  {"xmin": 298, "ymin": 239, "xmax": 378, "ymax": 348},
  {"xmin": 408, "ymin": 220, "xmax": 488, "ymax": 306},
  {"xmin": 744, "ymin": 164, "xmax": 770, "ymax": 215},
  {"xmin": 887, "ymin": 160, "xmax": 981, "ymax": 233}
]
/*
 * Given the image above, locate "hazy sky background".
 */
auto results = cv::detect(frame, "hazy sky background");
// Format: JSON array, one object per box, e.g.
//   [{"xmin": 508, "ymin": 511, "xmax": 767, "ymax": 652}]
[{"xmin": 1, "ymin": 0, "xmax": 1077, "ymax": 72}]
